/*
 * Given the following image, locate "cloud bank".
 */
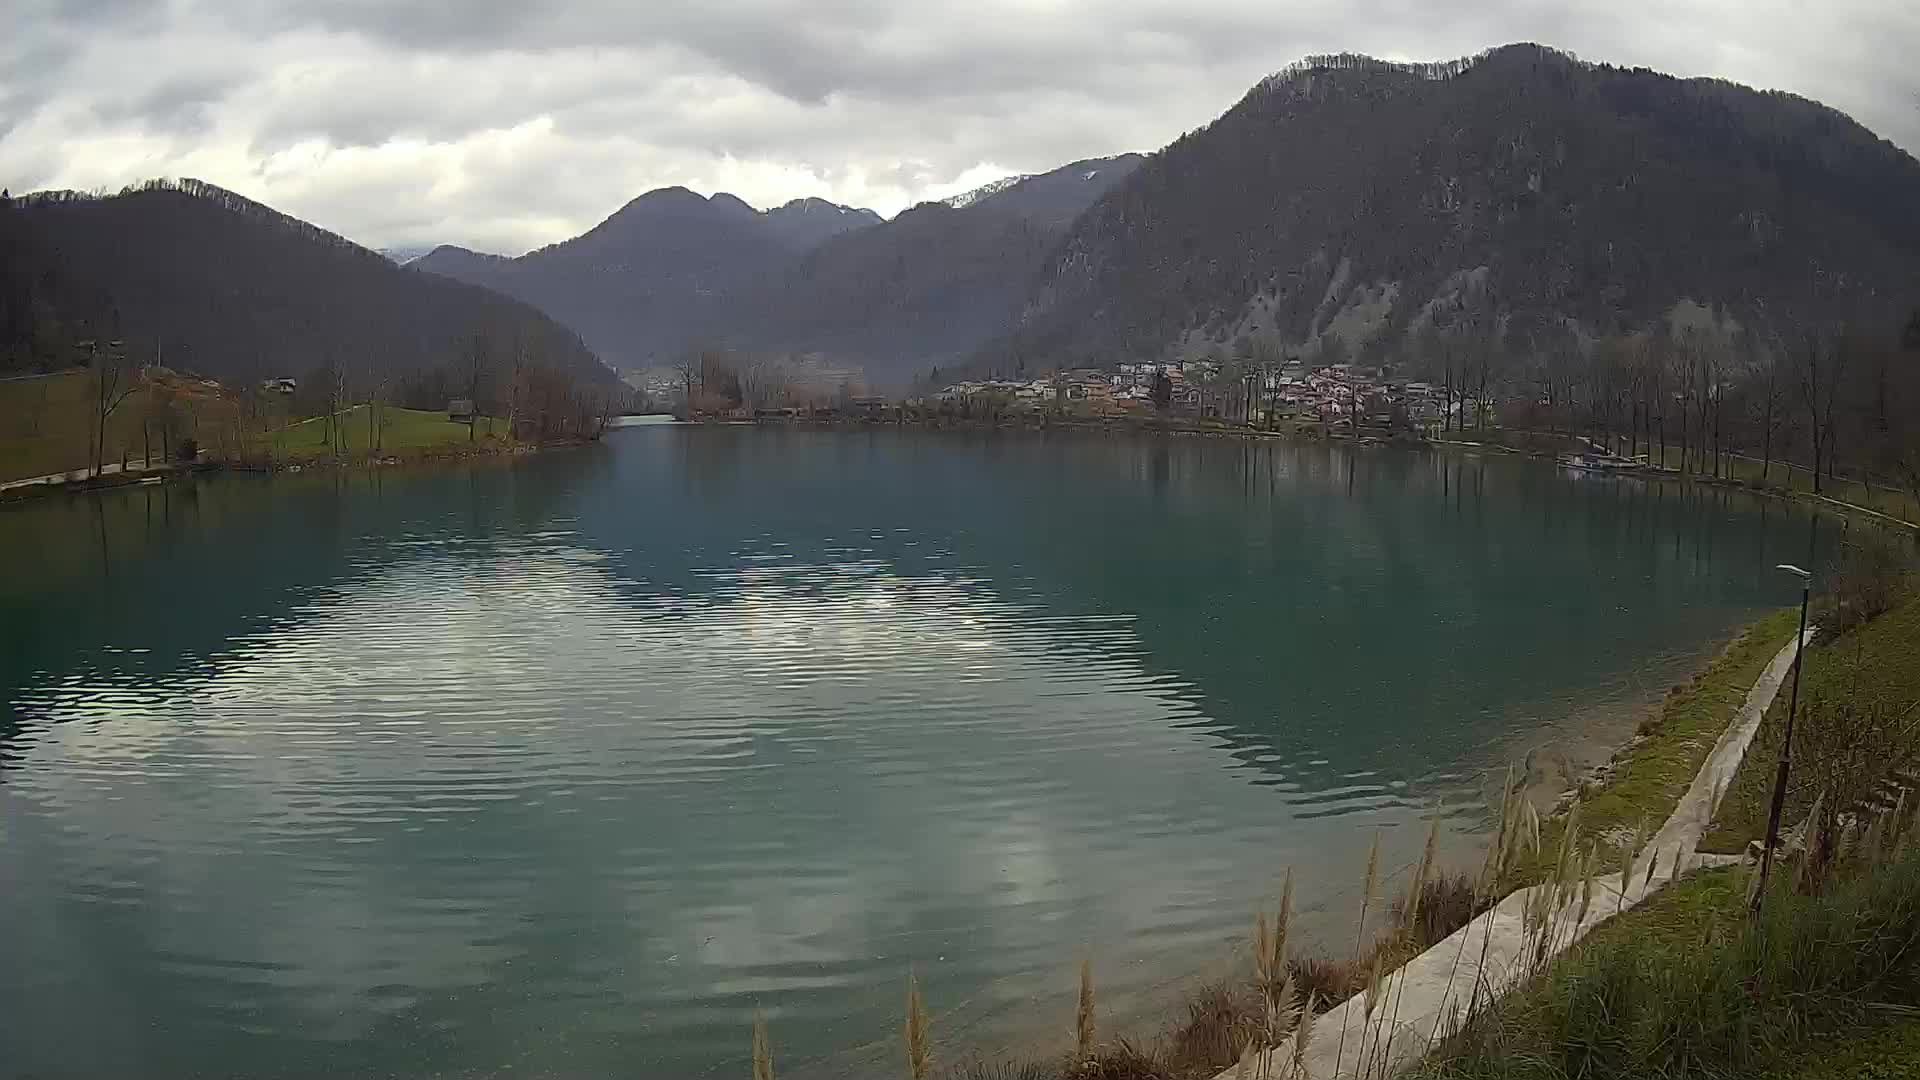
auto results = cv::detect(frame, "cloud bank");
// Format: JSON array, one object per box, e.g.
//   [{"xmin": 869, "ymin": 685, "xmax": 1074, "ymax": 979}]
[{"xmin": 4, "ymin": 0, "xmax": 1915, "ymax": 254}]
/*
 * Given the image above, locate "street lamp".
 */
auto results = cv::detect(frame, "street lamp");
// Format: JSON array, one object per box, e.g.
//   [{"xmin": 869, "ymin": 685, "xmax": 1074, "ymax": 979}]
[{"xmin": 1752, "ymin": 561, "xmax": 1813, "ymax": 911}]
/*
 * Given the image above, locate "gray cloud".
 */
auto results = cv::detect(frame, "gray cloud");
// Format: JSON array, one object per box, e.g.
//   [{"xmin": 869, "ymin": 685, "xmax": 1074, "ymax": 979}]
[{"xmin": 2, "ymin": 0, "xmax": 1915, "ymax": 253}]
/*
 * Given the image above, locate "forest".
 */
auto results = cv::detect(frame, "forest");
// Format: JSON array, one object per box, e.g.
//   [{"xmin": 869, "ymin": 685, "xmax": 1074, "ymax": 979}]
[{"xmin": 0, "ymin": 180, "xmax": 626, "ymax": 479}]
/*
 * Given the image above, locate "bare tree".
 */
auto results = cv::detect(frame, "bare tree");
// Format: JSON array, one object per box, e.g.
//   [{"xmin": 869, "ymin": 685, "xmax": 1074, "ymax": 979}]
[
  {"xmin": 463, "ymin": 333, "xmax": 490, "ymax": 442},
  {"xmin": 365, "ymin": 353, "xmax": 389, "ymax": 456},
  {"xmin": 736, "ymin": 355, "xmax": 793, "ymax": 412},
  {"xmin": 1795, "ymin": 331, "xmax": 1849, "ymax": 495},
  {"xmin": 318, "ymin": 354, "xmax": 349, "ymax": 458},
  {"xmin": 1694, "ymin": 332, "xmax": 1727, "ymax": 478},
  {"xmin": 674, "ymin": 350, "xmax": 702, "ymax": 417},
  {"xmin": 1647, "ymin": 333, "xmax": 1673, "ymax": 468},
  {"xmin": 1745, "ymin": 336, "xmax": 1787, "ymax": 486},
  {"xmin": 84, "ymin": 337, "xmax": 139, "ymax": 478},
  {"xmin": 505, "ymin": 336, "xmax": 529, "ymax": 443}
]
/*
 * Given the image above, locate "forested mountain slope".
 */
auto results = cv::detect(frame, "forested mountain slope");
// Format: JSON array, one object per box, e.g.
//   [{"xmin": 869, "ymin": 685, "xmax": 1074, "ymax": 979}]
[
  {"xmin": 414, "ymin": 188, "xmax": 880, "ymax": 371},
  {"xmin": 944, "ymin": 154, "xmax": 1145, "ymax": 228},
  {"xmin": 3, "ymin": 180, "xmax": 608, "ymax": 385},
  {"xmin": 997, "ymin": 44, "xmax": 1920, "ymax": 371},
  {"xmin": 413, "ymin": 158, "xmax": 1140, "ymax": 384}
]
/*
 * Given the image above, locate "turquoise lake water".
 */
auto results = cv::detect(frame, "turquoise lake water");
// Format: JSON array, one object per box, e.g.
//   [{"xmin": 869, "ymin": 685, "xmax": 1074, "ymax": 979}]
[{"xmin": 0, "ymin": 429, "xmax": 1818, "ymax": 1077}]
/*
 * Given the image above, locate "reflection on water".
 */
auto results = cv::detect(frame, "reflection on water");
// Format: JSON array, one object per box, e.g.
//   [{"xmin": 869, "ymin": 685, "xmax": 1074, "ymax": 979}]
[{"xmin": 0, "ymin": 431, "xmax": 1815, "ymax": 1078}]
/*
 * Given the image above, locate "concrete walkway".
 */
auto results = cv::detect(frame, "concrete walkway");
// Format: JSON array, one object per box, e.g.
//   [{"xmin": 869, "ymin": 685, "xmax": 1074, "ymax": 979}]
[
  {"xmin": 1221, "ymin": 629, "xmax": 1813, "ymax": 1079},
  {"xmin": 0, "ymin": 457, "xmax": 170, "ymax": 494}
]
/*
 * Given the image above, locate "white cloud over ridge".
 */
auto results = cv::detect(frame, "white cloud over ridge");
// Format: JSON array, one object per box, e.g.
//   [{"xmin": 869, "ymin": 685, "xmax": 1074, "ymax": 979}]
[{"xmin": 3, "ymin": 0, "xmax": 1915, "ymax": 254}]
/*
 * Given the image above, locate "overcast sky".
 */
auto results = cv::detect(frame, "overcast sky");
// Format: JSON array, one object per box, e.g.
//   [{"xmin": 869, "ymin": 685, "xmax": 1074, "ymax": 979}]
[{"xmin": 4, "ymin": 1, "xmax": 1916, "ymax": 255}]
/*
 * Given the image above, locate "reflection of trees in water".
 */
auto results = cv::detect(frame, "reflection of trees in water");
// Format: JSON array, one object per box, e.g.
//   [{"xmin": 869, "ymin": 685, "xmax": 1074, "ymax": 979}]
[
  {"xmin": 3, "ymin": 432, "xmax": 1819, "ymax": 792},
  {"xmin": 560, "ymin": 433, "xmax": 1812, "ymax": 800}
]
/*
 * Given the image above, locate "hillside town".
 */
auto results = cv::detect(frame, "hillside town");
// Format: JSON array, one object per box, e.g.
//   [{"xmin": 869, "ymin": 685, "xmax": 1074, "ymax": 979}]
[{"xmin": 931, "ymin": 358, "xmax": 1451, "ymax": 431}]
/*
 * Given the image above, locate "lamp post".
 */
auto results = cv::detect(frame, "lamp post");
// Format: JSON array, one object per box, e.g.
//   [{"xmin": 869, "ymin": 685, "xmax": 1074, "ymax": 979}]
[{"xmin": 1752, "ymin": 561, "xmax": 1813, "ymax": 911}]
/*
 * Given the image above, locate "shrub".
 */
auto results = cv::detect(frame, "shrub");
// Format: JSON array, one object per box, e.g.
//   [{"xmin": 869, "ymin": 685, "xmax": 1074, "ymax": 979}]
[
  {"xmin": 1164, "ymin": 980, "xmax": 1254, "ymax": 1073},
  {"xmin": 1391, "ymin": 872, "xmax": 1486, "ymax": 954},
  {"xmin": 1818, "ymin": 535, "xmax": 1911, "ymax": 642},
  {"xmin": 1289, "ymin": 953, "xmax": 1365, "ymax": 1007}
]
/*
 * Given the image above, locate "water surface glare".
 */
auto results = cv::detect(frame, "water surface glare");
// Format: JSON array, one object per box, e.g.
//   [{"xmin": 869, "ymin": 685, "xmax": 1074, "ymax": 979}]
[{"xmin": 0, "ymin": 429, "xmax": 1818, "ymax": 1077}]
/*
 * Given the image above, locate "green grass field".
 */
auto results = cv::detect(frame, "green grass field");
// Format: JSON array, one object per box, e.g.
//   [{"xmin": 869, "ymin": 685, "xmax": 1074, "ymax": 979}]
[
  {"xmin": 0, "ymin": 371, "xmax": 511, "ymax": 482},
  {"xmin": 1418, "ymin": 856, "xmax": 1920, "ymax": 1079},
  {"xmin": 260, "ymin": 405, "xmax": 509, "ymax": 462},
  {"xmin": 0, "ymin": 370, "xmax": 161, "ymax": 483},
  {"xmin": 1764, "ymin": 1017, "xmax": 1920, "ymax": 1079}
]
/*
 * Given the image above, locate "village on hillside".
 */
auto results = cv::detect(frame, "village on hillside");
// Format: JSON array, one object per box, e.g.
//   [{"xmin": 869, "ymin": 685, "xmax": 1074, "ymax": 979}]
[{"xmin": 932, "ymin": 357, "xmax": 1451, "ymax": 432}]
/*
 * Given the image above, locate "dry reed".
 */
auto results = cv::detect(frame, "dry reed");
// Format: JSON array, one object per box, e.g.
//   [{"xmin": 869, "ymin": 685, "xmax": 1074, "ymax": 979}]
[
  {"xmin": 752, "ymin": 1010, "xmax": 774, "ymax": 1080},
  {"xmin": 906, "ymin": 971, "xmax": 933, "ymax": 1080},
  {"xmin": 1076, "ymin": 956, "xmax": 1095, "ymax": 1062}
]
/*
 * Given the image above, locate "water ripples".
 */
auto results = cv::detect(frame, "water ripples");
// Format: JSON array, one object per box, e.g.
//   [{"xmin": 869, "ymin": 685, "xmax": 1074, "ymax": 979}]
[
  {"xmin": 2, "ymin": 439, "xmax": 1795, "ymax": 1078},
  {"xmin": 4, "ymin": 542, "xmax": 1426, "ymax": 1078}
]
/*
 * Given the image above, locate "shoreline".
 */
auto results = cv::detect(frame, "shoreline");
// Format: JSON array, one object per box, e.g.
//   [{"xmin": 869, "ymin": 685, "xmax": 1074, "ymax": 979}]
[
  {"xmin": 886, "ymin": 609, "xmax": 1799, "ymax": 1080},
  {"xmin": 755, "ymin": 414, "xmax": 1920, "ymax": 533},
  {"xmin": 0, "ymin": 434, "xmax": 597, "ymax": 506}
]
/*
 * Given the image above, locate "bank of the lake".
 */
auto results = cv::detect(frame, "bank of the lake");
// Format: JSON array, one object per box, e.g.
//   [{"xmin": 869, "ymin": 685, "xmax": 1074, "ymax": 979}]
[{"xmin": 0, "ymin": 427, "xmax": 1826, "ymax": 1079}]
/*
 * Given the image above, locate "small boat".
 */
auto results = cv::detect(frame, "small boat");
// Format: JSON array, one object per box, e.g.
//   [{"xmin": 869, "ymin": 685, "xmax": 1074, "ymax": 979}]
[{"xmin": 1558, "ymin": 452, "xmax": 1632, "ymax": 473}]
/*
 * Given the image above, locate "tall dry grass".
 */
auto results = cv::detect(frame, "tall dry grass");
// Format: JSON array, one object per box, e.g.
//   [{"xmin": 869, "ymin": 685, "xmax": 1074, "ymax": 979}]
[
  {"xmin": 752, "ymin": 1010, "xmax": 774, "ymax": 1080},
  {"xmin": 1076, "ymin": 957, "xmax": 1096, "ymax": 1062},
  {"xmin": 907, "ymin": 971, "xmax": 934, "ymax": 1080}
]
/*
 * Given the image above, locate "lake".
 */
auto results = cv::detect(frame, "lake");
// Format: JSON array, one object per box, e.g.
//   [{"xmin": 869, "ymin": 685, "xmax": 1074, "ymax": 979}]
[{"xmin": 0, "ymin": 429, "xmax": 1817, "ymax": 1078}]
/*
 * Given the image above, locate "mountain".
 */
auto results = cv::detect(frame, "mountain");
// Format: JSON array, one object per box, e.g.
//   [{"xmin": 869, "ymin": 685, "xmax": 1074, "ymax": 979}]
[
  {"xmin": 945, "ymin": 175, "xmax": 1029, "ymax": 210},
  {"xmin": 414, "ymin": 189, "xmax": 881, "ymax": 370},
  {"xmin": 2, "ymin": 180, "xmax": 609, "ymax": 386},
  {"xmin": 417, "ymin": 187, "xmax": 790, "ymax": 371},
  {"xmin": 715, "ymin": 156, "xmax": 1145, "ymax": 383},
  {"xmin": 763, "ymin": 197, "xmax": 885, "ymax": 250},
  {"xmin": 733, "ymin": 201, "xmax": 1061, "ymax": 371},
  {"xmin": 414, "ymin": 159, "xmax": 1141, "ymax": 382},
  {"xmin": 377, "ymin": 245, "xmax": 436, "ymax": 265},
  {"xmin": 997, "ymin": 45, "xmax": 1920, "ymax": 372},
  {"xmin": 0, "ymin": 191, "xmax": 113, "ymax": 369},
  {"xmin": 945, "ymin": 155, "xmax": 1146, "ymax": 229}
]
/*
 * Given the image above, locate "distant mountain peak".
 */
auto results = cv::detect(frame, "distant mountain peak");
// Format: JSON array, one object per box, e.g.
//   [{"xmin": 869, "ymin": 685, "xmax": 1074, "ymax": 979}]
[
  {"xmin": 945, "ymin": 174, "xmax": 1030, "ymax": 210},
  {"xmin": 774, "ymin": 196, "xmax": 884, "ymax": 223},
  {"xmin": 378, "ymin": 244, "xmax": 438, "ymax": 265},
  {"xmin": 939, "ymin": 155, "xmax": 1145, "ymax": 228},
  {"xmin": 708, "ymin": 192, "xmax": 757, "ymax": 218},
  {"xmin": 761, "ymin": 196, "xmax": 882, "ymax": 249},
  {"xmin": 626, "ymin": 185, "xmax": 707, "ymax": 208}
]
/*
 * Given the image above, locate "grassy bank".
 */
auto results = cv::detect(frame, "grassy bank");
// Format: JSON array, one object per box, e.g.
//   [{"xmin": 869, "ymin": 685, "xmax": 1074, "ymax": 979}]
[
  {"xmin": 0, "ymin": 367, "xmax": 531, "ymax": 489},
  {"xmin": 1521, "ymin": 610, "xmax": 1801, "ymax": 872},
  {"xmin": 0, "ymin": 369, "xmax": 215, "ymax": 482},
  {"xmin": 736, "ymin": 608, "xmax": 1813, "ymax": 1080},
  {"xmin": 1406, "ymin": 549, "xmax": 1920, "ymax": 1080},
  {"xmin": 257, "ymin": 405, "xmax": 515, "ymax": 463},
  {"xmin": 1763, "ymin": 1018, "xmax": 1920, "ymax": 1080},
  {"xmin": 1637, "ymin": 444, "xmax": 1920, "ymax": 527},
  {"xmin": 1415, "ymin": 843, "xmax": 1920, "ymax": 1080},
  {"xmin": 1703, "ymin": 580, "xmax": 1920, "ymax": 854}
]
